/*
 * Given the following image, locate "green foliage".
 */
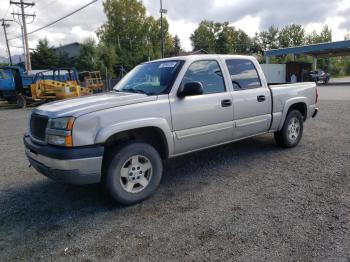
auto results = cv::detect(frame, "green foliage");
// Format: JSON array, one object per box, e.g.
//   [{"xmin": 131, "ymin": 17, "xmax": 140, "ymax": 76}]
[
  {"xmin": 75, "ymin": 38, "xmax": 98, "ymax": 71},
  {"xmin": 305, "ymin": 25, "xmax": 332, "ymax": 44},
  {"xmin": 31, "ymin": 38, "xmax": 58, "ymax": 69},
  {"xmin": 171, "ymin": 35, "xmax": 182, "ymax": 56},
  {"xmin": 190, "ymin": 21, "xmax": 252, "ymax": 54},
  {"xmin": 31, "ymin": 38, "xmax": 78, "ymax": 69},
  {"xmin": 74, "ymin": 38, "xmax": 118, "ymax": 77},
  {"xmin": 97, "ymin": 0, "xmax": 173, "ymax": 70},
  {"xmin": 258, "ymin": 26, "xmax": 280, "ymax": 50},
  {"xmin": 278, "ymin": 24, "xmax": 305, "ymax": 48},
  {"xmin": 30, "ymin": 5, "xmax": 349, "ymax": 78},
  {"xmin": 190, "ymin": 20, "xmax": 217, "ymax": 53},
  {"xmin": 97, "ymin": 0, "xmax": 148, "ymax": 68},
  {"xmin": 345, "ymin": 59, "xmax": 350, "ymax": 75}
]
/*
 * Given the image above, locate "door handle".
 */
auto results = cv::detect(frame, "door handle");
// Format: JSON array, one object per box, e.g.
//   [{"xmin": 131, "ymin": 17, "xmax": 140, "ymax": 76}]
[
  {"xmin": 221, "ymin": 99, "xmax": 232, "ymax": 107},
  {"xmin": 257, "ymin": 95, "xmax": 266, "ymax": 102}
]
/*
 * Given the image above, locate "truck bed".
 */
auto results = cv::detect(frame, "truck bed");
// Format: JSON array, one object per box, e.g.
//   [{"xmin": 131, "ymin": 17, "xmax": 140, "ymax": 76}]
[{"xmin": 268, "ymin": 82, "xmax": 317, "ymax": 131}]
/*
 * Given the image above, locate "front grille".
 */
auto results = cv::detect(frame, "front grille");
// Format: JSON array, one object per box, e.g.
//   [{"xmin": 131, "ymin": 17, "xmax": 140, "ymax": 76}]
[{"xmin": 30, "ymin": 113, "xmax": 48, "ymax": 141}]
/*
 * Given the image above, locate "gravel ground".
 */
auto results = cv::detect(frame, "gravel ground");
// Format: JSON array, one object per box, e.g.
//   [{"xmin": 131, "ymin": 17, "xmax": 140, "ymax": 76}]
[{"xmin": 0, "ymin": 90, "xmax": 350, "ymax": 261}]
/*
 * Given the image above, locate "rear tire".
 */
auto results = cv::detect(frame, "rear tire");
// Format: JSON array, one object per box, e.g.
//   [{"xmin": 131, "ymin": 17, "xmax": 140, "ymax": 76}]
[
  {"xmin": 103, "ymin": 142, "xmax": 163, "ymax": 205},
  {"xmin": 274, "ymin": 110, "xmax": 304, "ymax": 148},
  {"xmin": 16, "ymin": 95, "xmax": 26, "ymax": 108}
]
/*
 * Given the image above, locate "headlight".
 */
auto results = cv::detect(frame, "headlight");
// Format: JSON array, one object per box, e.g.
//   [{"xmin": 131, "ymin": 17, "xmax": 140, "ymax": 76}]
[
  {"xmin": 47, "ymin": 117, "xmax": 75, "ymax": 130},
  {"xmin": 46, "ymin": 117, "xmax": 75, "ymax": 147}
]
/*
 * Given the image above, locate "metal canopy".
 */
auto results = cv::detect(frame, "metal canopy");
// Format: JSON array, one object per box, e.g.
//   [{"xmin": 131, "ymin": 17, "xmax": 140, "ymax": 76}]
[{"xmin": 265, "ymin": 40, "xmax": 350, "ymax": 58}]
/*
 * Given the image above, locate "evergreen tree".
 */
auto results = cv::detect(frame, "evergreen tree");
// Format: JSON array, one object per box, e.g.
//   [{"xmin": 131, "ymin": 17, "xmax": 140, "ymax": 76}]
[
  {"xmin": 172, "ymin": 35, "xmax": 181, "ymax": 56},
  {"xmin": 31, "ymin": 38, "xmax": 58, "ymax": 69}
]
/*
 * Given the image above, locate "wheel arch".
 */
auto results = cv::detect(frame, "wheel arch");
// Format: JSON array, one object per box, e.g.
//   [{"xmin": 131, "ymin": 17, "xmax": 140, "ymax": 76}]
[
  {"xmin": 278, "ymin": 98, "xmax": 308, "ymax": 130},
  {"xmin": 96, "ymin": 118, "xmax": 173, "ymax": 160}
]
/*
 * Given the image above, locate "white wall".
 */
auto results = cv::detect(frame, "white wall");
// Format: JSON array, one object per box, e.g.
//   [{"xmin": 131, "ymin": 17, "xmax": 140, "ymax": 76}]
[{"xmin": 260, "ymin": 64, "xmax": 286, "ymax": 84}]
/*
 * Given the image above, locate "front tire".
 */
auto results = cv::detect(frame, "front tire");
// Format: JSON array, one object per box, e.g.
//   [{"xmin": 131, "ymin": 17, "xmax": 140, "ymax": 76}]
[
  {"xmin": 104, "ymin": 142, "xmax": 163, "ymax": 205},
  {"xmin": 274, "ymin": 110, "xmax": 304, "ymax": 148}
]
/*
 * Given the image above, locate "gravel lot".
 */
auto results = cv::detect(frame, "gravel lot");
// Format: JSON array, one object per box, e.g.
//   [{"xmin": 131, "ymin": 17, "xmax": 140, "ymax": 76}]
[{"xmin": 0, "ymin": 85, "xmax": 350, "ymax": 261}]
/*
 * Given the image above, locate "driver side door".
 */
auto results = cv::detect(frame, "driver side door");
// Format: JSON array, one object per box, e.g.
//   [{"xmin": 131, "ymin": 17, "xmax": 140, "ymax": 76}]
[{"xmin": 169, "ymin": 59, "xmax": 234, "ymax": 155}]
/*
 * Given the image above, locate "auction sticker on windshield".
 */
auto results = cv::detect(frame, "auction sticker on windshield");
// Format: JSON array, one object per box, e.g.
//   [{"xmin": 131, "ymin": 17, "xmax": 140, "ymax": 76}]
[{"xmin": 159, "ymin": 62, "xmax": 177, "ymax": 68}]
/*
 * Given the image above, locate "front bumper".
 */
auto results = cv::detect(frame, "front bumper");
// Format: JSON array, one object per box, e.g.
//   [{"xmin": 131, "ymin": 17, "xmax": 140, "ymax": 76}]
[{"xmin": 24, "ymin": 135, "xmax": 104, "ymax": 184}]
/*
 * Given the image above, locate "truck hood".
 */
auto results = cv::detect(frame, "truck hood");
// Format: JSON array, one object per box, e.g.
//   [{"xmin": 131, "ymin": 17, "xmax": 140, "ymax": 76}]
[{"xmin": 33, "ymin": 92, "xmax": 157, "ymax": 118}]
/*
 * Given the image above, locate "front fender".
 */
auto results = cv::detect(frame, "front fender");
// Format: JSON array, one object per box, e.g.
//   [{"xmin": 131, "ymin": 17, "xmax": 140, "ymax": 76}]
[
  {"xmin": 94, "ymin": 117, "xmax": 174, "ymax": 156},
  {"xmin": 278, "ymin": 97, "xmax": 308, "ymax": 130}
]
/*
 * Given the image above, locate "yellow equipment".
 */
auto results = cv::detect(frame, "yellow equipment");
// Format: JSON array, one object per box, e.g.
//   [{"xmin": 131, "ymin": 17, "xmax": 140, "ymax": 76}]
[
  {"xmin": 31, "ymin": 79, "xmax": 92, "ymax": 100},
  {"xmin": 30, "ymin": 68, "xmax": 92, "ymax": 101},
  {"xmin": 80, "ymin": 71, "xmax": 104, "ymax": 92}
]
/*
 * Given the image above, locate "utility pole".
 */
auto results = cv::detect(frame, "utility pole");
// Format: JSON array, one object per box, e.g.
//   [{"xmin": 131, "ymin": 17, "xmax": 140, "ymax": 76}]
[
  {"xmin": 1, "ymin": 19, "xmax": 13, "ymax": 65},
  {"xmin": 159, "ymin": 0, "xmax": 167, "ymax": 58},
  {"xmin": 10, "ymin": 0, "xmax": 35, "ymax": 71}
]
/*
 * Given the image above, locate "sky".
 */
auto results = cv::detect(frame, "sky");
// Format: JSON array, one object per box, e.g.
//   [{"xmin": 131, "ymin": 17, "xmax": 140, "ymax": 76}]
[{"xmin": 0, "ymin": 0, "xmax": 350, "ymax": 57}]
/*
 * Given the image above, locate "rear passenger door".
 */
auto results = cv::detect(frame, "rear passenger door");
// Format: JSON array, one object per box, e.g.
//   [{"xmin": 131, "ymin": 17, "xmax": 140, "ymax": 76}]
[{"xmin": 225, "ymin": 59, "xmax": 271, "ymax": 139}]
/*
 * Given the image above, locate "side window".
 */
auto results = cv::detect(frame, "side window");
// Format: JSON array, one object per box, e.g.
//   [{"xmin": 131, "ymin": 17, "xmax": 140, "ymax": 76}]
[
  {"xmin": 0, "ymin": 70, "xmax": 7, "ymax": 80},
  {"xmin": 182, "ymin": 60, "xmax": 225, "ymax": 94},
  {"xmin": 226, "ymin": 59, "xmax": 261, "ymax": 90}
]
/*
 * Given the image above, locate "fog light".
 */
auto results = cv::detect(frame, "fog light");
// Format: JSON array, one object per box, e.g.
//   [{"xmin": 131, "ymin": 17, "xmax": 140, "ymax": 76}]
[{"xmin": 47, "ymin": 135, "xmax": 66, "ymax": 146}]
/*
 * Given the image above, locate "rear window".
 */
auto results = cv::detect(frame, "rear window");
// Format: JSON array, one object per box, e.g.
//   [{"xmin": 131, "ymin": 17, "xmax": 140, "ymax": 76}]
[{"xmin": 226, "ymin": 59, "xmax": 261, "ymax": 90}]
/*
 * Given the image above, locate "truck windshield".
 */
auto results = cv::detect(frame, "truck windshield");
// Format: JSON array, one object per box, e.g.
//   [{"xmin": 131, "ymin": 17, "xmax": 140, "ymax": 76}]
[{"xmin": 114, "ymin": 60, "xmax": 184, "ymax": 95}]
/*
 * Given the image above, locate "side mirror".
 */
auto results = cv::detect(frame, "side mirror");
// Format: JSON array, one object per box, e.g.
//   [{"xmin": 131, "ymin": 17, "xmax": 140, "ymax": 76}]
[{"xmin": 177, "ymin": 82, "xmax": 203, "ymax": 98}]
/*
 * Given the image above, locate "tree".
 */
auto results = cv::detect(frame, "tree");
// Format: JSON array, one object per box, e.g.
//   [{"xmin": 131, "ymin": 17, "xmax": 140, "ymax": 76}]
[
  {"xmin": 74, "ymin": 38, "xmax": 118, "ymax": 77},
  {"xmin": 97, "ymin": 44, "xmax": 118, "ymax": 77},
  {"xmin": 190, "ymin": 20, "xmax": 253, "ymax": 55},
  {"xmin": 278, "ymin": 24, "xmax": 305, "ymax": 48},
  {"xmin": 319, "ymin": 25, "xmax": 332, "ymax": 42},
  {"xmin": 251, "ymin": 32, "xmax": 263, "ymax": 54},
  {"xmin": 215, "ymin": 22, "xmax": 237, "ymax": 54},
  {"xmin": 171, "ymin": 35, "xmax": 181, "ymax": 56},
  {"xmin": 235, "ymin": 29, "xmax": 252, "ymax": 54},
  {"xmin": 305, "ymin": 25, "xmax": 332, "ymax": 44},
  {"xmin": 31, "ymin": 38, "xmax": 58, "ymax": 69},
  {"xmin": 190, "ymin": 20, "xmax": 217, "ymax": 53},
  {"xmin": 259, "ymin": 26, "xmax": 279, "ymax": 50},
  {"xmin": 146, "ymin": 16, "xmax": 173, "ymax": 59},
  {"xmin": 98, "ymin": 0, "xmax": 149, "ymax": 69},
  {"xmin": 98, "ymin": 0, "xmax": 174, "ymax": 69},
  {"xmin": 303, "ymin": 25, "xmax": 333, "ymax": 72},
  {"xmin": 75, "ymin": 38, "xmax": 98, "ymax": 71},
  {"xmin": 57, "ymin": 52, "xmax": 76, "ymax": 68},
  {"xmin": 345, "ymin": 59, "xmax": 350, "ymax": 75}
]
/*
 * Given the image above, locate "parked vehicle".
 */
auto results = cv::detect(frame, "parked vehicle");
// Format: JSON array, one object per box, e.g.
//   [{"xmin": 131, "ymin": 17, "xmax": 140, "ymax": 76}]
[
  {"xmin": 309, "ymin": 70, "xmax": 330, "ymax": 84},
  {"xmin": 0, "ymin": 66, "xmax": 91, "ymax": 108},
  {"xmin": 0, "ymin": 66, "xmax": 34, "ymax": 107},
  {"xmin": 79, "ymin": 71, "xmax": 104, "ymax": 93},
  {"xmin": 24, "ymin": 55, "xmax": 319, "ymax": 205},
  {"xmin": 30, "ymin": 68, "xmax": 92, "ymax": 101}
]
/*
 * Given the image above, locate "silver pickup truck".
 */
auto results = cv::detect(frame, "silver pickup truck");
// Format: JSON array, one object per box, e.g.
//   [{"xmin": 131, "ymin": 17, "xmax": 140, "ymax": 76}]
[{"xmin": 24, "ymin": 55, "xmax": 318, "ymax": 205}]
